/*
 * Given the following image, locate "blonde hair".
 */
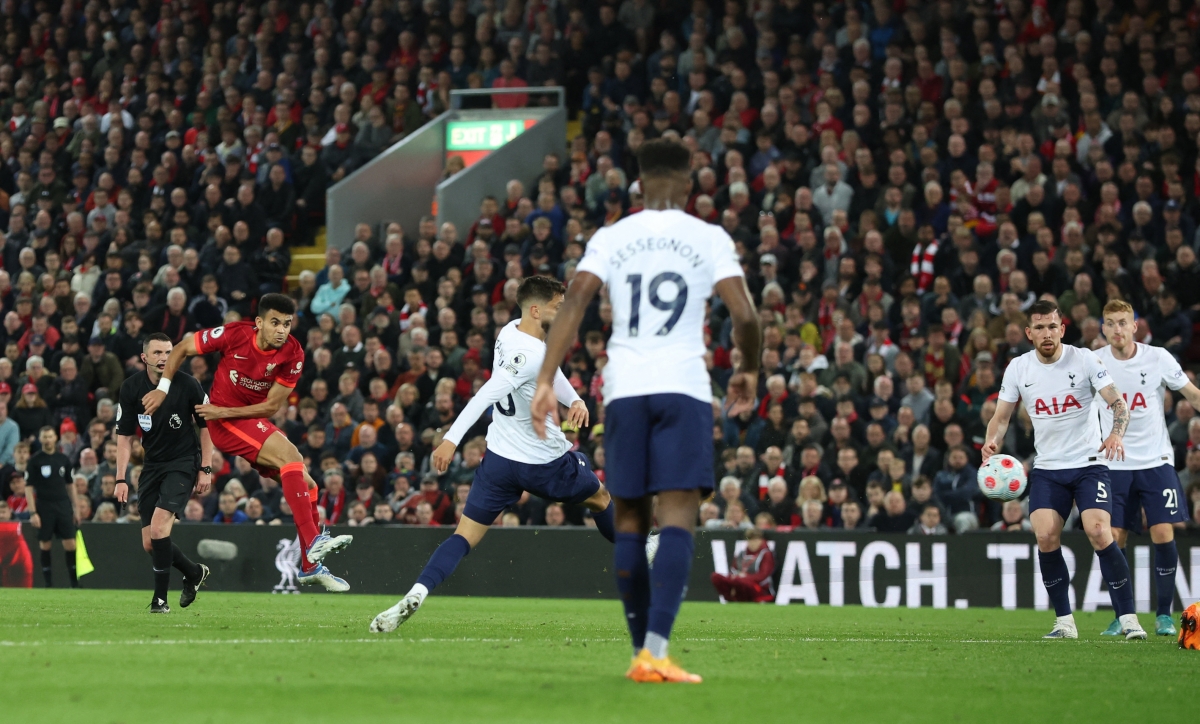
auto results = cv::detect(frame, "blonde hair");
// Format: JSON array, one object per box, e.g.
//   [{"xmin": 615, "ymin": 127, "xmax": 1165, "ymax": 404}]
[
  {"xmin": 798, "ymin": 476, "xmax": 827, "ymax": 502},
  {"xmin": 1102, "ymin": 299, "xmax": 1134, "ymax": 318}
]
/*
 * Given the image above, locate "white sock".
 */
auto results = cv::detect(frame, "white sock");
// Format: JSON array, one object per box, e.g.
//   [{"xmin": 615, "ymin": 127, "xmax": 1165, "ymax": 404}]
[
  {"xmin": 644, "ymin": 632, "xmax": 669, "ymax": 659},
  {"xmin": 1119, "ymin": 613, "xmax": 1141, "ymax": 629},
  {"xmin": 407, "ymin": 583, "xmax": 429, "ymax": 603},
  {"xmin": 1055, "ymin": 614, "xmax": 1075, "ymax": 627}
]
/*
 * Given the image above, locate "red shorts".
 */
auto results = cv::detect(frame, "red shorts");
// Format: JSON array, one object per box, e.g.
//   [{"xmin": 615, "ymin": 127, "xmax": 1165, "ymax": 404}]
[{"xmin": 208, "ymin": 418, "xmax": 281, "ymax": 475}]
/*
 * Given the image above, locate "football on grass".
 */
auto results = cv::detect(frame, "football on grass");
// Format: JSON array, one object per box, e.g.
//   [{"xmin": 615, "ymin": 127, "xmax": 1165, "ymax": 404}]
[{"xmin": 977, "ymin": 454, "xmax": 1027, "ymax": 501}]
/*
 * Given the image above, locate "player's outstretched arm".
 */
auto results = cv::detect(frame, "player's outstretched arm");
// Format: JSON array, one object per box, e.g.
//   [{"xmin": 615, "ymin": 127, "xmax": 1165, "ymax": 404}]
[
  {"xmin": 141, "ymin": 333, "xmax": 199, "ymax": 414},
  {"xmin": 532, "ymin": 271, "xmax": 603, "ymax": 439},
  {"xmin": 1097, "ymin": 385, "xmax": 1127, "ymax": 461},
  {"xmin": 114, "ymin": 434, "xmax": 133, "ymax": 503},
  {"xmin": 715, "ymin": 276, "xmax": 762, "ymax": 418},
  {"xmin": 196, "ymin": 381, "xmax": 291, "ymax": 421},
  {"xmin": 1175, "ymin": 381, "xmax": 1200, "ymax": 414},
  {"xmin": 553, "ymin": 369, "xmax": 588, "ymax": 429},
  {"xmin": 432, "ymin": 374, "xmax": 518, "ymax": 473},
  {"xmin": 981, "ymin": 399, "xmax": 1015, "ymax": 463}
]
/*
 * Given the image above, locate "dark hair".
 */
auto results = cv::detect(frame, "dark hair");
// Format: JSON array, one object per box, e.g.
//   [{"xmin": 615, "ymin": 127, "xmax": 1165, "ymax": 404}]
[
  {"xmin": 636, "ymin": 138, "xmax": 691, "ymax": 176},
  {"xmin": 258, "ymin": 293, "xmax": 296, "ymax": 318},
  {"xmin": 143, "ymin": 332, "xmax": 172, "ymax": 350},
  {"xmin": 516, "ymin": 276, "xmax": 565, "ymax": 308},
  {"xmin": 1026, "ymin": 299, "xmax": 1060, "ymax": 319}
]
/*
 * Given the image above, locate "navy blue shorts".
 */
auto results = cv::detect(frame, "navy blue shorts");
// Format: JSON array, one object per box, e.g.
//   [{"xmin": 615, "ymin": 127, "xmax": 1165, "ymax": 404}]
[
  {"xmin": 604, "ymin": 393, "xmax": 714, "ymax": 500},
  {"xmin": 1028, "ymin": 465, "xmax": 1112, "ymax": 520},
  {"xmin": 462, "ymin": 449, "xmax": 600, "ymax": 525},
  {"xmin": 1107, "ymin": 465, "xmax": 1188, "ymax": 529}
]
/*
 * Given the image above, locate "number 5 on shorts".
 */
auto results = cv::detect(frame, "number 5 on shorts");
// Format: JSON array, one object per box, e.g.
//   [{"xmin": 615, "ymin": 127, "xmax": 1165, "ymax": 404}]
[{"xmin": 1096, "ymin": 481, "xmax": 1108, "ymax": 503}]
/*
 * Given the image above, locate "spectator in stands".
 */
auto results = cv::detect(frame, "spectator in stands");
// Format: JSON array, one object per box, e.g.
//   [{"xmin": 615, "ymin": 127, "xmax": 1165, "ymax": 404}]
[
  {"xmin": 212, "ymin": 493, "xmax": 249, "ymax": 525},
  {"xmin": 871, "ymin": 491, "xmax": 916, "ymax": 534},
  {"xmin": 991, "ymin": 501, "xmax": 1033, "ymax": 532},
  {"xmin": 710, "ymin": 528, "xmax": 775, "ymax": 602}
]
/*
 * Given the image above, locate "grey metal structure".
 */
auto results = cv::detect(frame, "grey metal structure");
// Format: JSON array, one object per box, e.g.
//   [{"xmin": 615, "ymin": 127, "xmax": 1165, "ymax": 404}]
[{"xmin": 324, "ymin": 87, "xmax": 567, "ymax": 252}]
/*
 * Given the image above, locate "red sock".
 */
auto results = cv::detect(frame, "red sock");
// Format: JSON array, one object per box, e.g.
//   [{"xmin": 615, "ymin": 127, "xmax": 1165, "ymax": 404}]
[
  {"xmin": 281, "ymin": 462, "xmax": 319, "ymax": 572},
  {"xmin": 309, "ymin": 487, "xmax": 321, "ymax": 529}
]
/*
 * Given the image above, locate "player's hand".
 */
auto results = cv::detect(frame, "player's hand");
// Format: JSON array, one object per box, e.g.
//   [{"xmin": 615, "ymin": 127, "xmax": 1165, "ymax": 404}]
[
  {"xmin": 195, "ymin": 472, "xmax": 211, "ymax": 496},
  {"xmin": 195, "ymin": 404, "xmax": 227, "ymax": 420},
  {"xmin": 981, "ymin": 440, "xmax": 999, "ymax": 463},
  {"xmin": 431, "ymin": 441, "xmax": 457, "ymax": 474},
  {"xmin": 1099, "ymin": 433, "xmax": 1125, "ymax": 461},
  {"xmin": 115, "ymin": 482, "xmax": 129, "ymax": 503},
  {"xmin": 566, "ymin": 400, "xmax": 589, "ymax": 429},
  {"xmin": 530, "ymin": 381, "xmax": 559, "ymax": 440},
  {"xmin": 725, "ymin": 370, "xmax": 758, "ymax": 418},
  {"xmin": 29, "ymin": 513, "xmax": 39, "ymax": 528},
  {"xmin": 142, "ymin": 389, "xmax": 167, "ymax": 414}
]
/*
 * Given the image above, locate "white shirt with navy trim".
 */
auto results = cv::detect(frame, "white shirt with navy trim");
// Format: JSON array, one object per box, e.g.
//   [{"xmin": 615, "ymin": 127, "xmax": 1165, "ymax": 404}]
[{"xmin": 998, "ymin": 346, "xmax": 1114, "ymax": 470}]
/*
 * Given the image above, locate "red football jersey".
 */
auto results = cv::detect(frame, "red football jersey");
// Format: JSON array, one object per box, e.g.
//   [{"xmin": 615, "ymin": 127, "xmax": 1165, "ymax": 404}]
[{"xmin": 192, "ymin": 321, "xmax": 304, "ymax": 408}]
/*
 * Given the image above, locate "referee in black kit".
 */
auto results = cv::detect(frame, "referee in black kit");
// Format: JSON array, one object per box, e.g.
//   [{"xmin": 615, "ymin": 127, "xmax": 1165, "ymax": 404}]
[
  {"xmin": 114, "ymin": 333, "xmax": 213, "ymax": 613},
  {"xmin": 27, "ymin": 426, "xmax": 81, "ymax": 588}
]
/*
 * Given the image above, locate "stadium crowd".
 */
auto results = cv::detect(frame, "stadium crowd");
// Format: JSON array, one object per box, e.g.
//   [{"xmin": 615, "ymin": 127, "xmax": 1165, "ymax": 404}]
[{"xmin": 3, "ymin": 0, "xmax": 1200, "ymax": 537}]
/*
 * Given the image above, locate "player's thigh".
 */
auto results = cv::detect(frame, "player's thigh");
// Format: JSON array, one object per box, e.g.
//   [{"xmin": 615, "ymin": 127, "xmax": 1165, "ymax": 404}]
[
  {"xmin": 255, "ymin": 430, "xmax": 304, "ymax": 468},
  {"xmin": 525, "ymin": 452, "xmax": 602, "ymax": 508},
  {"xmin": 603, "ymin": 396, "xmax": 652, "ymax": 501},
  {"xmin": 452, "ymin": 515, "xmax": 490, "ymax": 548},
  {"xmin": 1132, "ymin": 465, "xmax": 1188, "ymax": 527},
  {"xmin": 1028, "ymin": 469, "xmax": 1076, "ymax": 524},
  {"xmin": 208, "ymin": 418, "xmax": 286, "ymax": 466},
  {"xmin": 461, "ymin": 453, "xmax": 523, "ymax": 525},
  {"xmin": 1106, "ymin": 469, "xmax": 1135, "ymax": 531},
  {"xmin": 646, "ymin": 394, "xmax": 714, "ymax": 496},
  {"xmin": 1070, "ymin": 465, "xmax": 1114, "ymax": 519}
]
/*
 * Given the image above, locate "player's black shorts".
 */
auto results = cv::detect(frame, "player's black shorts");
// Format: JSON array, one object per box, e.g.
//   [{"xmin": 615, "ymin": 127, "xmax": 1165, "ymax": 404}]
[
  {"xmin": 38, "ymin": 501, "xmax": 76, "ymax": 542},
  {"xmin": 137, "ymin": 459, "xmax": 199, "ymax": 524}
]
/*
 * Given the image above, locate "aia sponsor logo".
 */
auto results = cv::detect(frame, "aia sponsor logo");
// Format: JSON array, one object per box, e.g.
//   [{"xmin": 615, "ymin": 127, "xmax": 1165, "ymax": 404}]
[
  {"xmin": 1106, "ymin": 392, "xmax": 1148, "ymax": 410},
  {"xmin": 1032, "ymin": 396, "xmax": 1083, "ymax": 415}
]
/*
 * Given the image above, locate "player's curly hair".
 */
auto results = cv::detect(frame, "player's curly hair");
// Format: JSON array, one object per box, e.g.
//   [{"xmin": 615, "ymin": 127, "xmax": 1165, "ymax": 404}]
[
  {"xmin": 258, "ymin": 293, "xmax": 296, "ymax": 318},
  {"xmin": 636, "ymin": 138, "xmax": 691, "ymax": 177}
]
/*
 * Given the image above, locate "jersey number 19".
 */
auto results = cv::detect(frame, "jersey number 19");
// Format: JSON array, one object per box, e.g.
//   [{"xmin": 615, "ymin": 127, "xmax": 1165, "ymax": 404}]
[{"xmin": 626, "ymin": 272, "xmax": 688, "ymax": 337}]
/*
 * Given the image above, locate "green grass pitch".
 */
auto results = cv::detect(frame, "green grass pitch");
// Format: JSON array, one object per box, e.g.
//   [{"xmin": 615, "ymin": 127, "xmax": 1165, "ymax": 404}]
[{"xmin": 0, "ymin": 589, "xmax": 1191, "ymax": 723}]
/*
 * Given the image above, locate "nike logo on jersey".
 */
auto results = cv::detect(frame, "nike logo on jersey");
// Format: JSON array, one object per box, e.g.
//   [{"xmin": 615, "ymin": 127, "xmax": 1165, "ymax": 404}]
[
  {"xmin": 1024, "ymin": 383, "xmax": 1033, "ymax": 387},
  {"xmin": 234, "ymin": 354, "xmax": 248, "ymax": 359}
]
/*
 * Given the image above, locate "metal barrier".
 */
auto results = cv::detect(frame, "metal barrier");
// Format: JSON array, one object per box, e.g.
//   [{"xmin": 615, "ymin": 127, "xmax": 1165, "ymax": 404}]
[{"xmin": 324, "ymin": 87, "xmax": 567, "ymax": 252}]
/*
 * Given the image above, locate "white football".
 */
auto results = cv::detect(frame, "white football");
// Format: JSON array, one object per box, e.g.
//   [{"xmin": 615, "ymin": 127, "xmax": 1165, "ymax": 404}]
[{"xmin": 977, "ymin": 454, "xmax": 1027, "ymax": 501}]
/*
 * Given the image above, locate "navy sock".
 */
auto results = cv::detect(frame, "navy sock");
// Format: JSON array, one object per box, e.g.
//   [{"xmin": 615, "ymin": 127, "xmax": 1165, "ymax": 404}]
[
  {"xmin": 614, "ymin": 532, "xmax": 650, "ymax": 651},
  {"xmin": 1154, "ymin": 541, "xmax": 1179, "ymax": 617},
  {"xmin": 1038, "ymin": 548, "xmax": 1072, "ymax": 617},
  {"xmin": 646, "ymin": 526, "xmax": 694, "ymax": 645},
  {"xmin": 40, "ymin": 549, "xmax": 52, "ymax": 588},
  {"xmin": 593, "ymin": 502, "xmax": 616, "ymax": 543},
  {"xmin": 151, "ymin": 537, "xmax": 172, "ymax": 603},
  {"xmin": 415, "ymin": 534, "xmax": 471, "ymax": 593},
  {"xmin": 1096, "ymin": 542, "xmax": 1135, "ymax": 617}
]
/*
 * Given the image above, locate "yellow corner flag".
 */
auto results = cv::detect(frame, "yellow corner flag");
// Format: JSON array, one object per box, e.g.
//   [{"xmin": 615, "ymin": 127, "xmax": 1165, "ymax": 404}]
[{"xmin": 75, "ymin": 529, "xmax": 94, "ymax": 577}]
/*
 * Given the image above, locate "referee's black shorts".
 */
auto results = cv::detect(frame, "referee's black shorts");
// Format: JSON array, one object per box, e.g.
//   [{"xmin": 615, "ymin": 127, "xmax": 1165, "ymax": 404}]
[
  {"xmin": 137, "ymin": 458, "xmax": 199, "ymax": 525},
  {"xmin": 38, "ymin": 502, "xmax": 77, "ymax": 542}
]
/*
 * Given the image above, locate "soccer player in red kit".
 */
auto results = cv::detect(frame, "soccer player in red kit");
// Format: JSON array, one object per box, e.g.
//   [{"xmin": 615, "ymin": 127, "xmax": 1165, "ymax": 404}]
[{"xmin": 142, "ymin": 294, "xmax": 353, "ymax": 590}]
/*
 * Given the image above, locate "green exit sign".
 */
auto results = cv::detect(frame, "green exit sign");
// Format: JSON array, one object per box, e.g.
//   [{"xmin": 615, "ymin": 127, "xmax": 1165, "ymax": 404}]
[{"xmin": 446, "ymin": 120, "xmax": 533, "ymax": 151}]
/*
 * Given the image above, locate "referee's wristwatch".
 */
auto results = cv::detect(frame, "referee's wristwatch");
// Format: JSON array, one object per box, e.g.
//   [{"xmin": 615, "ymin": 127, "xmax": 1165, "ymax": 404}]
[{"xmin": 199, "ymin": 466, "xmax": 212, "ymax": 475}]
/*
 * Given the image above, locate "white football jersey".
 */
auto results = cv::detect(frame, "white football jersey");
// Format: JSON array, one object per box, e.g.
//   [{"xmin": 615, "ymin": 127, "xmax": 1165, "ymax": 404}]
[
  {"xmin": 1093, "ymin": 343, "xmax": 1188, "ymax": 470},
  {"xmin": 997, "ymin": 346, "xmax": 1114, "ymax": 470},
  {"xmin": 444, "ymin": 321, "xmax": 573, "ymax": 465},
  {"xmin": 576, "ymin": 209, "xmax": 744, "ymax": 404}
]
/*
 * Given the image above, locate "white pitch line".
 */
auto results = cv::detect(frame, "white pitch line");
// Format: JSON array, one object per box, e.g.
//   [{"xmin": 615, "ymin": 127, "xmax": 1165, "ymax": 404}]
[{"xmin": 0, "ymin": 636, "xmax": 1069, "ymax": 647}]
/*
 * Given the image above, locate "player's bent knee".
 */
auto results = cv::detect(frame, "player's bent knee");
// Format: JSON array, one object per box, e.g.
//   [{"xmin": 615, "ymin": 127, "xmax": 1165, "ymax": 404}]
[
  {"xmin": 1149, "ymin": 523, "xmax": 1176, "ymax": 544},
  {"xmin": 584, "ymin": 485, "xmax": 611, "ymax": 511}
]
